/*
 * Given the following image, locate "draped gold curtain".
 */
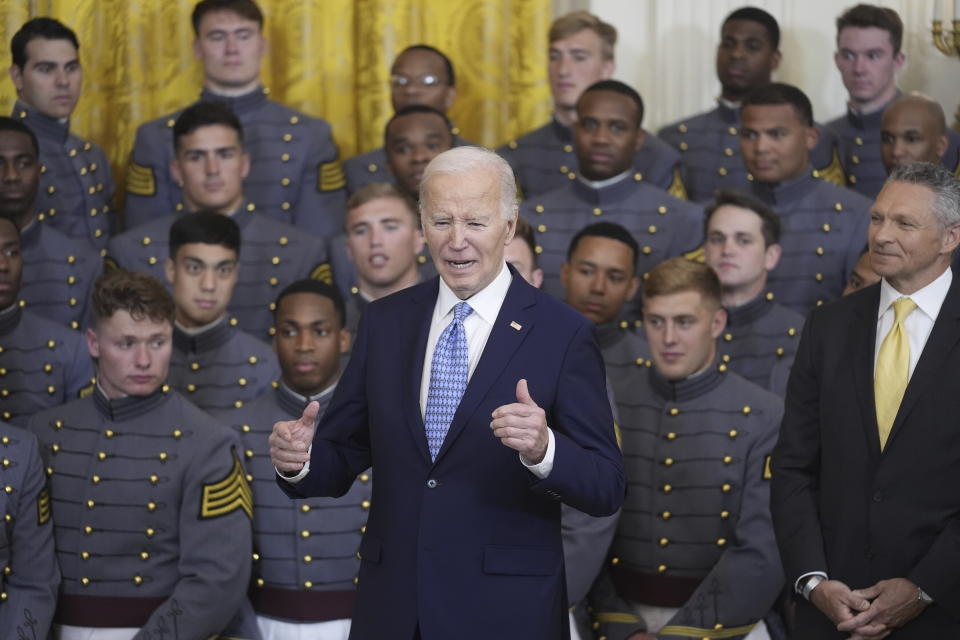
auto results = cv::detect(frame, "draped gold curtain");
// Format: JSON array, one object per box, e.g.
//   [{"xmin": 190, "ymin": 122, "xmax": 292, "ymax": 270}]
[{"xmin": 0, "ymin": 0, "xmax": 551, "ymax": 196}]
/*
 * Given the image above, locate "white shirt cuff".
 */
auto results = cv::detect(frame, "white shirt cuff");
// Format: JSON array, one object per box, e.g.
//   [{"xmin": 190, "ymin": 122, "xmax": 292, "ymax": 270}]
[
  {"xmin": 794, "ymin": 570, "xmax": 829, "ymax": 594},
  {"xmin": 275, "ymin": 444, "xmax": 312, "ymax": 484},
  {"xmin": 520, "ymin": 428, "xmax": 555, "ymax": 479}
]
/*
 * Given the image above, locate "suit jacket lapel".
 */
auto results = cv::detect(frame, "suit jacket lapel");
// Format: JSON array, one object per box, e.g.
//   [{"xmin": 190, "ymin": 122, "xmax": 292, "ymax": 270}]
[
  {"xmin": 852, "ymin": 284, "xmax": 882, "ymax": 457},
  {"xmin": 433, "ymin": 275, "xmax": 537, "ymax": 464},
  {"xmin": 401, "ymin": 278, "xmax": 438, "ymax": 464},
  {"xmin": 886, "ymin": 272, "xmax": 960, "ymax": 450}
]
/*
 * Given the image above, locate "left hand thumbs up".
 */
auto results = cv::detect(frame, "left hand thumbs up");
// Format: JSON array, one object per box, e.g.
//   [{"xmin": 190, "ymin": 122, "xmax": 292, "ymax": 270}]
[{"xmin": 490, "ymin": 379, "xmax": 549, "ymax": 463}]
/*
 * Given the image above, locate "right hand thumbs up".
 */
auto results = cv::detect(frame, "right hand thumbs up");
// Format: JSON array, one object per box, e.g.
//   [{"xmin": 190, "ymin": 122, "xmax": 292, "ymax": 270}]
[{"xmin": 269, "ymin": 401, "xmax": 319, "ymax": 473}]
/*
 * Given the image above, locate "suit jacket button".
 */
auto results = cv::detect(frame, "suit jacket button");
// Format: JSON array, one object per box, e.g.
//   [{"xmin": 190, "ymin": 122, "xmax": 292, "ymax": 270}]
[
  {"xmin": 873, "ymin": 491, "xmax": 883, "ymax": 503},
  {"xmin": 426, "ymin": 478, "xmax": 438, "ymax": 489}
]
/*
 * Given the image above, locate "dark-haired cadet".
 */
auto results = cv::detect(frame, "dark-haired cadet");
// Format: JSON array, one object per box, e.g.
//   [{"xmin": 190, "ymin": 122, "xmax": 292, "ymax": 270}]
[
  {"xmin": 8, "ymin": 17, "xmax": 114, "ymax": 250},
  {"xmin": 28, "ymin": 269, "xmax": 259, "ymax": 639},
  {"xmin": 125, "ymin": 0, "xmax": 345, "ymax": 234},
  {"xmin": 826, "ymin": 4, "xmax": 960, "ymax": 198},
  {"xmin": 107, "ymin": 101, "xmax": 332, "ymax": 342},
  {"xmin": 658, "ymin": 7, "xmax": 840, "ymax": 203},
  {"xmin": 0, "ymin": 420, "xmax": 59, "ymax": 639},
  {"xmin": 591, "ymin": 258, "xmax": 783, "ymax": 640},
  {"xmin": 344, "ymin": 44, "xmax": 472, "ymax": 195},
  {"xmin": 740, "ymin": 83, "xmax": 872, "ymax": 314},
  {"xmin": 520, "ymin": 80, "xmax": 702, "ymax": 308},
  {"xmin": 703, "ymin": 190, "xmax": 804, "ymax": 395},
  {"xmin": 0, "ymin": 116, "xmax": 100, "ymax": 330},
  {"xmin": 165, "ymin": 211, "xmax": 279, "ymax": 416},
  {"xmin": 499, "ymin": 11, "xmax": 684, "ymax": 200},
  {"xmin": 0, "ymin": 216, "xmax": 94, "ymax": 426},
  {"xmin": 503, "ymin": 216, "xmax": 543, "ymax": 288},
  {"xmin": 231, "ymin": 279, "xmax": 370, "ymax": 639},
  {"xmin": 385, "ymin": 105, "xmax": 455, "ymax": 202}
]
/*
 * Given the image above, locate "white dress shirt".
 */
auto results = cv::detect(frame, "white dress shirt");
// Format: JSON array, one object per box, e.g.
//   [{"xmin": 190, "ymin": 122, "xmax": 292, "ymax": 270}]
[
  {"xmin": 874, "ymin": 267, "xmax": 952, "ymax": 378},
  {"xmin": 421, "ymin": 262, "xmax": 555, "ymax": 478}
]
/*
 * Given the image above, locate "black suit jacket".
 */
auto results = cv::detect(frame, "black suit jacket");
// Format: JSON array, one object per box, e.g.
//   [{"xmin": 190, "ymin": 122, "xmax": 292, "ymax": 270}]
[{"xmin": 771, "ymin": 273, "xmax": 960, "ymax": 638}]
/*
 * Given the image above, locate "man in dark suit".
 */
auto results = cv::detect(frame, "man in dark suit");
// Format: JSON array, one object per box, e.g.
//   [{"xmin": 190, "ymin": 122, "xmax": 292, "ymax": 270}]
[
  {"xmin": 771, "ymin": 161, "xmax": 960, "ymax": 639},
  {"xmin": 270, "ymin": 146, "xmax": 624, "ymax": 639}
]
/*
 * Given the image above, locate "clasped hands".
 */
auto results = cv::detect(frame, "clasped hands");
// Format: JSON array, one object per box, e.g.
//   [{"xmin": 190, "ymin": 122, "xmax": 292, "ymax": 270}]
[
  {"xmin": 270, "ymin": 378, "xmax": 550, "ymax": 472},
  {"xmin": 811, "ymin": 577, "xmax": 931, "ymax": 639}
]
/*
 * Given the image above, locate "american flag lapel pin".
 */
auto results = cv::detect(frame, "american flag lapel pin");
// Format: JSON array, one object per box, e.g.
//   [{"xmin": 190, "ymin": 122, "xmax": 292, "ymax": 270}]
[{"xmin": 510, "ymin": 321, "xmax": 522, "ymax": 331}]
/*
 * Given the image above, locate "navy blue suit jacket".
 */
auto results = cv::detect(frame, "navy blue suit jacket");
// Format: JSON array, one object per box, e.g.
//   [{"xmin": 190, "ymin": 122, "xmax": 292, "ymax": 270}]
[{"xmin": 279, "ymin": 267, "xmax": 625, "ymax": 639}]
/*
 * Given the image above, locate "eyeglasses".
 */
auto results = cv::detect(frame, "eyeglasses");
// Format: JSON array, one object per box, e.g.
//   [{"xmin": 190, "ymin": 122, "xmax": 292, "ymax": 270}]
[{"xmin": 390, "ymin": 74, "xmax": 444, "ymax": 88}]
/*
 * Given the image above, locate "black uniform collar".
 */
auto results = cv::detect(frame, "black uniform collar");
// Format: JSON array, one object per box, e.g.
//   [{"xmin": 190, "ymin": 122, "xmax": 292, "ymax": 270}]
[
  {"xmin": 0, "ymin": 303, "xmax": 22, "ymax": 335},
  {"xmin": 199, "ymin": 86, "xmax": 268, "ymax": 115},
  {"xmin": 571, "ymin": 171, "xmax": 640, "ymax": 205},
  {"xmin": 751, "ymin": 168, "xmax": 818, "ymax": 206},
  {"xmin": 276, "ymin": 382, "xmax": 335, "ymax": 419},
  {"xmin": 173, "ymin": 316, "xmax": 234, "ymax": 353},
  {"xmin": 93, "ymin": 384, "xmax": 171, "ymax": 421},
  {"xmin": 725, "ymin": 293, "xmax": 774, "ymax": 327},
  {"xmin": 13, "ymin": 99, "xmax": 70, "ymax": 143},
  {"xmin": 594, "ymin": 321, "xmax": 629, "ymax": 350},
  {"xmin": 845, "ymin": 91, "xmax": 900, "ymax": 130},
  {"xmin": 549, "ymin": 116, "xmax": 573, "ymax": 143},
  {"xmin": 648, "ymin": 359, "xmax": 726, "ymax": 402}
]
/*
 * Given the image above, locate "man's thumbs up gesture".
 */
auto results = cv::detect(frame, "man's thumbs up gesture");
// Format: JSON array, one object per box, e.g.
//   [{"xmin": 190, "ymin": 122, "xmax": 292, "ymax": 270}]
[
  {"xmin": 490, "ymin": 379, "xmax": 549, "ymax": 463},
  {"xmin": 270, "ymin": 400, "xmax": 320, "ymax": 474}
]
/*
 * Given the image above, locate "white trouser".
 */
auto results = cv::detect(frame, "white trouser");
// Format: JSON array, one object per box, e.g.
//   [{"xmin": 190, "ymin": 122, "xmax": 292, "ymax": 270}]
[
  {"xmin": 634, "ymin": 603, "xmax": 770, "ymax": 640},
  {"xmin": 56, "ymin": 626, "xmax": 138, "ymax": 640},
  {"xmin": 257, "ymin": 615, "xmax": 351, "ymax": 640}
]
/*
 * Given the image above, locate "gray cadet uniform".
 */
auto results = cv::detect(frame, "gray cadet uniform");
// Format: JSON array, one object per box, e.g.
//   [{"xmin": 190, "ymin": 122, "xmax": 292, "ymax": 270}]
[
  {"xmin": 105, "ymin": 203, "xmax": 332, "ymax": 341},
  {"xmin": 13, "ymin": 101, "xmax": 115, "ymax": 252},
  {"xmin": 229, "ymin": 382, "xmax": 371, "ymax": 626},
  {"xmin": 719, "ymin": 293, "xmax": 804, "ymax": 396},
  {"xmin": 498, "ymin": 118, "xmax": 687, "ymax": 200},
  {"xmin": 19, "ymin": 217, "xmax": 100, "ymax": 331},
  {"xmin": 561, "ymin": 321, "xmax": 652, "ymax": 607},
  {"xmin": 751, "ymin": 171, "xmax": 871, "ymax": 315},
  {"xmin": 658, "ymin": 102, "xmax": 843, "ymax": 203},
  {"xmin": 167, "ymin": 318, "xmax": 279, "ymax": 417},
  {"xmin": 593, "ymin": 362, "xmax": 783, "ymax": 640},
  {"xmin": 342, "ymin": 133, "xmax": 471, "ymax": 195},
  {"xmin": 328, "ymin": 233, "xmax": 434, "ymax": 312},
  {"xmin": 0, "ymin": 304, "xmax": 93, "ymax": 427},
  {"xmin": 28, "ymin": 387, "xmax": 260, "ymax": 639},
  {"xmin": 825, "ymin": 100, "xmax": 960, "ymax": 199},
  {"xmin": 0, "ymin": 422, "xmax": 59, "ymax": 640},
  {"xmin": 519, "ymin": 175, "xmax": 703, "ymax": 304},
  {"xmin": 125, "ymin": 88, "xmax": 346, "ymax": 238}
]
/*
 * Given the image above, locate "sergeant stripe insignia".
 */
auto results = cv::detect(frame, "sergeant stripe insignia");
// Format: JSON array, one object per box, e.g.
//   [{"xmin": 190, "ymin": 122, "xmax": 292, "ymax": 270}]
[
  {"xmin": 613, "ymin": 422, "xmax": 622, "ymax": 450},
  {"xmin": 200, "ymin": 451, "xmax": 253, "ymax": 520},
  {"xmin": 659, "ymin": 622, "xmax": 758, "ymax": 638},
  {"xmin": 763, "ymin": 455, "xmax": 773, "ymax": 481},
  {"xmin": 126, "ymin": 162, "xmax": 157, "ymax": 197},
  {"xmin": 814, "ymin": 148, "xmax": 846, "ymax": 187},
  {"xmin": 667, "ymin": 167, "xmax": 688, "ymax": 200},
  {"xmin": 318, "ymin": 160, "xmax": 346, "ymax": 192},
  {"xmin": 682, "ymin": 246, "xmax": 706, "ymax": 264},
  {"xmin": 78, "ymin": 381, "xmax": 95, "ymax": 398},
  {"xmin": 309, "ymin": 262, "xmax": 333, "ymax": 284},
  {"xmin": 38, "ymin": 488, "xmax": 52, "ymax": 525},
  {"xmin": 103, "ymin": 256, "xmax": 120, "ymax": 272}
]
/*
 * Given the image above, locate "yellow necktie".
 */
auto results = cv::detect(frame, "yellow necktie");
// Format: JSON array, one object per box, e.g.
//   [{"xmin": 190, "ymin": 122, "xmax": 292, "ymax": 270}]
[{"xmin": 874, "ymin": 297, "xmax": 918, "ymax": 449}]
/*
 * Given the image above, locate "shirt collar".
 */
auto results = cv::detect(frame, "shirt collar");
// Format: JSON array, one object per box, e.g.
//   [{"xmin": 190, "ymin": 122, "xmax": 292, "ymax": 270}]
[
  {"xmin": 577, "ymin": 170, "xmax": 632, "ymax": 191},
  {"xmin": 435, "ymin": 261, "xmax": 511, "ymax": 326},
  {"xmin": 878, "ymin": 266, "xmax": 953, "ymax": 322}
]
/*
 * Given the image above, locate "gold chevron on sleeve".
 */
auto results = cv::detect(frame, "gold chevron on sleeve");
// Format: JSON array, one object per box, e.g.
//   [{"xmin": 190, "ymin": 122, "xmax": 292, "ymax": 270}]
[
  {"xmin": 319, "ymin": 160, "xmax": 346, "ymax": 192},
  {"xmin": 667, "ymin": 167, "xmax": 688, "ymax": 200},
  {"xmin": 38, "ymin": 488, "xmax": 51, "ymax": 525},
  {"xmin": 683, "ymin": 246, "xmax": 706, "ymax": 263},
  {"xmin": 126, "ymin": 161, "xmax": 157, "ymax": 196},
  {"xmin": 310, "ymin": 263, "xmax": 333, "ymax": 284},
  {"xmin": 813, "ymin": 148, "xmax": 846, "ymax": 187},
  {"xmin": 200, "ymin": 451, "xmax": 253, "ymax": 520},
  {"xmin": 660, "ymin": 622, "xmax": 757, "ymax": 638}
]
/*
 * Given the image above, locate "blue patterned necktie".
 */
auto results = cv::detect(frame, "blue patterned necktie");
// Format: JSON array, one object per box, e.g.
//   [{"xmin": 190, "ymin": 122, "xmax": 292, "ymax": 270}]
[{"xmin": 424, "ymin": 301, "xmax": 473, "ymax": 460}]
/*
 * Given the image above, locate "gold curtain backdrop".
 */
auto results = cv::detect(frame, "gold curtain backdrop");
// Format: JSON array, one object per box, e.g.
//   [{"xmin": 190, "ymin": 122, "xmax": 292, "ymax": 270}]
[{"xmin": 0, "ymin": 0, "xmax": 551, "ymax": 200}]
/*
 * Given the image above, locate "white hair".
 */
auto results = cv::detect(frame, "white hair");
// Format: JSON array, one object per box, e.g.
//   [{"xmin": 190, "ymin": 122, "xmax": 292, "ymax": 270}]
[
  {"xmin": 418, "ymin": 146, "xmax": 518, "ymax": 220},
  {"xmin": 887, "ymin": 161, "xmax": 960, "ymax": 229}
]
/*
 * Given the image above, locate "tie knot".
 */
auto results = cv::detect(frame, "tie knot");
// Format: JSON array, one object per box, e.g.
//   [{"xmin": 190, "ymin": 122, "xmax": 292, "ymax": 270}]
[
  {"xmin": 453, "ymin": 301, "xmax": 473, "ymax": 323},
  {"xmin": 892, "ymin": 297, "xmax": 918, "ymax": 323}
]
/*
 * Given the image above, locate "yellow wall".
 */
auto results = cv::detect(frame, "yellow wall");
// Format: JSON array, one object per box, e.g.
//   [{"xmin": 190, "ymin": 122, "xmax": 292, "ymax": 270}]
[{"xmin": 0, "ymin": 0, "xmax": 552, "ymax": 194}]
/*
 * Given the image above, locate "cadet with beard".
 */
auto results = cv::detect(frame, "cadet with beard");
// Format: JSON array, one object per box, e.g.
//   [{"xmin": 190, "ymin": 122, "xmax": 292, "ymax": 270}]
[
  {"xmin": 164, "ymin": 211, "xmax": 279, "ymax": 417},
  {"xmin": 0, "ymin": 216, "xmax": 93, "ymax": 426},
  {"xmin": 8, "ymin": 18, "xmax": 114, "ymax": 251},
  {"xmin": 0, "ymin": 116, "xmax": 100, "ymax": 331},
  {"xmin": 232, "ymin": 280, "xmax": 370, "ymax": 639},
  {"xmin": 521, "ymin": 80, "xmax": 702, "ymax": 311}
]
